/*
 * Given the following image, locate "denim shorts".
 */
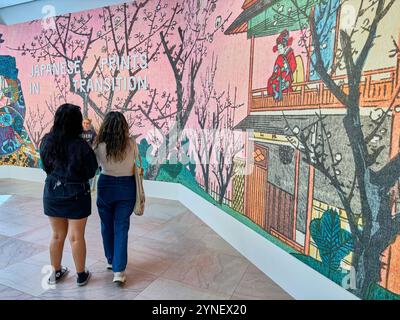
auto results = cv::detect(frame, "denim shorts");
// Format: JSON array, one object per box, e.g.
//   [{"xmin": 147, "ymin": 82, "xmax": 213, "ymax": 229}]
[{"xmin": 43, "ymin": 175, "xmax": 91, "ymax": 220}]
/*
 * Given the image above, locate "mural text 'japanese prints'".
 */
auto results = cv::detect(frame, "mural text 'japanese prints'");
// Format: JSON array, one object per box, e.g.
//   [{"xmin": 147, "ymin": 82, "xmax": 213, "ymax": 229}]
[{"xmin": 29, "ymin": 53, "xmax": 148, "ymax": 95}]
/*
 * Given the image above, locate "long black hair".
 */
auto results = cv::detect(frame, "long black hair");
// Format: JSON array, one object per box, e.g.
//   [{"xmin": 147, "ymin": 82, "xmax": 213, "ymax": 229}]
[
  {"xmin": 40, "ymin": 103, "xmax": 83, "ymax": 164},
  {"xmin": 94, "ymin": 111, "xmax": 130, "ymax": 162}
]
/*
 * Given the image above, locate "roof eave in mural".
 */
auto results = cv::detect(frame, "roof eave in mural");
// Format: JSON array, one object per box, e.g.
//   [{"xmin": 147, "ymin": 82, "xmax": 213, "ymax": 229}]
[
  {"xmin": 225, "ymin": 0, "xmax": 278, "ymax": 36},
  {"xmin": 233, "ymin": 114, "xmax": 323, "ymax": 134},
  {"xmin": 225, "ymin": 0, "xmax": 318, "ymax": 38}
]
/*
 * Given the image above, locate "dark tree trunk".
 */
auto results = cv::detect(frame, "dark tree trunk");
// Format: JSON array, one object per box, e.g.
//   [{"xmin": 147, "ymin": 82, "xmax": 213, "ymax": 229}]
[
  {"xmin": 204, "ymin": 165, "xmax": 210, "ymax": 194},
  {"xmin": 218, "ymin": 185, "xmax": 226, "ymax": 205},
  {"xmin": 293, "ymin": 0, "xmax": 400, "ymax": 300},
  {"xmin": 352, "ymin": 243, "xmax": 383, "ymax": 298},
  {"xmin": 203, "ymin": 165, "xmax": 210, "ymax": 194},
  {"xmin": 83, "ymin": 96, "xmax": 89, "ymax": 118},
  {"xmin": 198, "ymin": 161, "xmax": 210, "ymax": 193},
  {"xmin": 350, "ymin": 177, "xmax": 398, "ymax": 298}
]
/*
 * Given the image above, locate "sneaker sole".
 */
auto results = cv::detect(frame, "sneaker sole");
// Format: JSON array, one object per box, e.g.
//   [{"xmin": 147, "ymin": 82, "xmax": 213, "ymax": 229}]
[
  {"xmin": 48, "ymin": 268, "xmax": 69, "ymax": 285},
  {"xmin": 114, "ymin": 280, "xmax": 126, "ymax": 286},
  {"xmin": 113, "ymin": 277, "xmax": 126, "ymax": 285},
  {"xmin": 77, "ymin": 272, "xmax": 91, "ymax": 287}
]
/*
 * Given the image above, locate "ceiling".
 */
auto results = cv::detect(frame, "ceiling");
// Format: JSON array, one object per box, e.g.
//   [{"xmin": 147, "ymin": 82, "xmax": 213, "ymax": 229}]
[
  {"xmin": 0, "ymin": 0, "xmax": 37, "ymax": 10},
  {"xmin": 0, "ymin": 0, "xmax": 126, "ymax": 25}
]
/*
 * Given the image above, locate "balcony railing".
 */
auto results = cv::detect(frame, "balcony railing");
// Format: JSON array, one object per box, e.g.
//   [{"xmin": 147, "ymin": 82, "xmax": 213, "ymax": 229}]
[{"xmin": 251, "ymin": 67, "xmax": 399, "ymax": 111}]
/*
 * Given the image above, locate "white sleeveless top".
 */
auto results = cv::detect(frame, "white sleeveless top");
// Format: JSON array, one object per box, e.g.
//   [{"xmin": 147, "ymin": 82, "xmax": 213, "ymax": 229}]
[{"xmin": 94, "ymin": 138, "xmax": 138, "ymax": 177}]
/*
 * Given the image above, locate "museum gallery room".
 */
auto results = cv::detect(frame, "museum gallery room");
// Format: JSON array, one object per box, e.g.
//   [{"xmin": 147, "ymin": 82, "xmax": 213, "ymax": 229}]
[{"xmin": 0, "ymin": 0, "xmax": 400, "ymax": 302}]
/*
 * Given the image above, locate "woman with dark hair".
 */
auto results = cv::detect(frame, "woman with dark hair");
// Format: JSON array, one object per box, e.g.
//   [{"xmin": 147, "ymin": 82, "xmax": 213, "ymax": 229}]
[
  {"xmin": 94, "ymin": 111, "xmax": 139, "ymax": 284},
  {"xmin": 40, "ymin": 103, "xmax": 98, "ymax": 287}
]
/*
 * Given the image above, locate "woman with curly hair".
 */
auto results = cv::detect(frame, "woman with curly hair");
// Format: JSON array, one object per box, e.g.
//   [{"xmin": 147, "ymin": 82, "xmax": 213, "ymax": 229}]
[
  {"xmin": 40, "ymin": 103, "xmax": 98, "ymax": 287},
  {"xmin": 94, "ymin": 111, "xmax": 139, "ymax": 284}
]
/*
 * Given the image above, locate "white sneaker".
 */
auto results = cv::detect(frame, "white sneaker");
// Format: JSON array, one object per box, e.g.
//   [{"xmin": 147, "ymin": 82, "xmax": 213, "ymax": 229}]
[
  {"xmin": 106, "ymin": 263, "xmax": 112, "ymax": 271},
  {"xmin": 113, "ymin": 272, "xmax": 126, "ymax": 284}
]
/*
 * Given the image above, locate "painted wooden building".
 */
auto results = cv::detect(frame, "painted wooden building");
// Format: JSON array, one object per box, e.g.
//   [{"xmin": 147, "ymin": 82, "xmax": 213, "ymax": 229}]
[{"xmin": 226, "ymin": 0, "xmax": 400, "ymax": 294}]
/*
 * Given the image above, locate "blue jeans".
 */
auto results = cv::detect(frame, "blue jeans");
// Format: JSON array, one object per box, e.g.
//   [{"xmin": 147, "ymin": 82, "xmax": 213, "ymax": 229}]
[{"xmin": 96, "ymin": 174, "xmax": 136, "ymax": 272}]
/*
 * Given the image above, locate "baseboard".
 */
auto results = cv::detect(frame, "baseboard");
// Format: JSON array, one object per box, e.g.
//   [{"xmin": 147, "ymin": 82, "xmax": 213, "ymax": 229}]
[
  {"xmin": 0, "ymin": 166, "xmax": 359, "ymax": 300},
  {"xmin": 0, "ymin": 165, "xmax": 46, "ymax": 182}
]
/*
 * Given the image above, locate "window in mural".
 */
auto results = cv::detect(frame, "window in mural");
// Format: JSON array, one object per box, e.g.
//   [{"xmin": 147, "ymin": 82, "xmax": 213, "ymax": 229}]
[
  {"xmin": 253, "ymin": 148, "xmax": 266, "ymax": 162},
  {"xmin": 309, "ymin": 0, "xmax": 341, "ymax": 80}
]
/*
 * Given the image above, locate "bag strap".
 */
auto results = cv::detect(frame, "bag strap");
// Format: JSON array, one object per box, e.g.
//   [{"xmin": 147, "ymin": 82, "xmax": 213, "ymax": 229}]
[
  {"xmin": 137, "ymin": 151, "xmax": 143, "ymax": 169},
  {"xmin": 132, "ymin": 138, "xmax": 143, "ymax": 170}
]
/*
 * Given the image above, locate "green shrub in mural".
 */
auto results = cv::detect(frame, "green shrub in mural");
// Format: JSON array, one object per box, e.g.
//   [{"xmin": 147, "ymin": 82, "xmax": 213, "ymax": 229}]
[
  {"xmin": 291, "ymin": 253, "xmax": 347, "ymax": 285},
  {"xmin": 366, "ymin": 283, "xmax": 400, "ymax": 300},
  {"xmin": 310, "ymin": 209, "xmax": 353, "ymax": 273}
]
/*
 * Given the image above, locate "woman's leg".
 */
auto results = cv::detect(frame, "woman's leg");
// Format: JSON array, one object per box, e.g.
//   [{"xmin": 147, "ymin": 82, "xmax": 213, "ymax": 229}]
[
  {"xmin": 97, "ymin": 177, "xmax": 115, "ymax": 265},
  {"xmin": 97, "ymin": 192, "xmax": 115, "ymax": 265},
  {"xmin": 68, "ymin": 218, "xmax": 88, "ymax": 273},
  {"xmin": 113, "ymin": 199, "xmax": 135, "ymax": 272},
  {"xmin": 48, "ymin": 217, "xmax": 68, "ymax": 271}
]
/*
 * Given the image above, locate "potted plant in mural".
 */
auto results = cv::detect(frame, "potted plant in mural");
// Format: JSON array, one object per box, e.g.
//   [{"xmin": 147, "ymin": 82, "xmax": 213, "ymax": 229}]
[
  {"xmin": 293, "ymin": 209, "xmax": 353, "ymax": 284},
  {"xmin": 310, "ymin": 209, "xmax": 353, "ymax": 276}
]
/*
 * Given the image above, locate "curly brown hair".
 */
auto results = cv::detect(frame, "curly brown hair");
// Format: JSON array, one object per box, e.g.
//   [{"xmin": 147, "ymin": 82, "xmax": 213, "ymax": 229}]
[{"xmin": 94, "ymin": 111, "xmax": 130, "ymax": 162}]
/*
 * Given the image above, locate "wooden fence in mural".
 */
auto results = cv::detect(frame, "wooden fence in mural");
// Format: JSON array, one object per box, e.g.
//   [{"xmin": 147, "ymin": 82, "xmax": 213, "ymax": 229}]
[
  {"xmin": 232, "ymin": 159, "xmax": 246, "ymax": 214},
  {"xmin": 265, "ymin": 182, "xmax": 295, "ymax": 241},
  {"xmin": 251, "ymin": 67, "xmax": 399, "ymax": 111},
  {"xmin": 196, "ymin": 175, "xmax": 232, "ymax": 207}
]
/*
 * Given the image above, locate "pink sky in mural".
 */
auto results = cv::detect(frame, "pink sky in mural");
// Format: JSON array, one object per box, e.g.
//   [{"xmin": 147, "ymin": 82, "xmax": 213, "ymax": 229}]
[
  {"xmin": 0, "ymin": 0, "xmax": 310, "ymax": 174},
  {"xmin": 0, "ymin": 0, "xmax": 294, "ymax": 129},
  {"xmin": 0, "ymin": 0, "xmax": 307, "ymax": 169}
]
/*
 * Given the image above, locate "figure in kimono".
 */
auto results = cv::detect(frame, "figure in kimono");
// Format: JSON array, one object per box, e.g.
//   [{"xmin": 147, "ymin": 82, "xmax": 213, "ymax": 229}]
[
  {"xmin": 0, "ymin": 55, "xmax": 38, "ymax": 167},
  {"xmin": 267, "ymin": 29, "xmax": 297, "ymax": 101}
]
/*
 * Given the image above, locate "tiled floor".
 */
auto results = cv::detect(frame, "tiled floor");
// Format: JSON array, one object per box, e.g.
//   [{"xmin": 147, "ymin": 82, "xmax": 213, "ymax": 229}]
[{"xmin": 0, "ymin": 179, "xmax": 293, "ymax": 300}]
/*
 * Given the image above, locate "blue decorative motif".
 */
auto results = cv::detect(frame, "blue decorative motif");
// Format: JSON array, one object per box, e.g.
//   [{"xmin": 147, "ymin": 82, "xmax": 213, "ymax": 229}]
[
  {"xmin": 0, "ymin": 55, "xmax": 37, "ymax": 166},
  {"xmin": 310, "ymin": 0, "xmax": 340, "ymax": 80},
  {"xmin": 0, "ymin": 56, "xmax": 18, "ymax": 81}
]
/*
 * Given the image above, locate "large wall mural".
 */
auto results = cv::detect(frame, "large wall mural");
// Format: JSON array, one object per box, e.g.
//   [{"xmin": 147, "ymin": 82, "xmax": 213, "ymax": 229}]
[{"xmin": 0, "ymin": 0, "xmax": 400, "ymax": 300}]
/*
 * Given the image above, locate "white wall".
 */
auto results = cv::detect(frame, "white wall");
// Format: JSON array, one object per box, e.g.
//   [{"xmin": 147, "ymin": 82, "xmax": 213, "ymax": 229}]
[
  {"xmin": 0, "ymin": 165, "xmax": 359, "ymax": 300},
  {"xmin": 0, "ymin": 0, "xmax": 127, "ymax": 25}
]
